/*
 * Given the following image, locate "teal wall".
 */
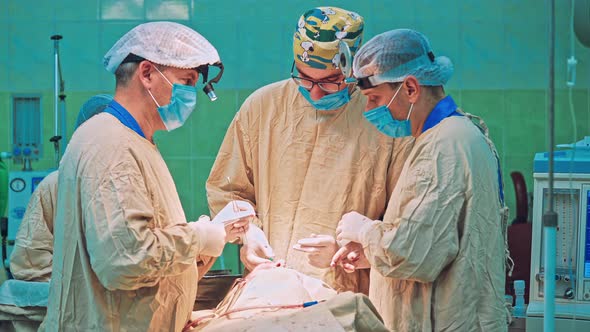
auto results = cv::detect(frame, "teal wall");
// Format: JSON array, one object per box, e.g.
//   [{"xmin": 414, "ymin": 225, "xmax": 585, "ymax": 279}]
[{"xmin": 1, "ymin": 0, "xmax": 589, "ymax": 273}]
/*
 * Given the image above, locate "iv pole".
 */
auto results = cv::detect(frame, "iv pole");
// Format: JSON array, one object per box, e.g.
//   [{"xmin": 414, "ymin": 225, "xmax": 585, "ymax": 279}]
[
  {"xmin": 543, "ymin": 0, "xmax": 557, "ymax": 331},
  {"xmin": 49, "ymin": 35, "xmax": 64, "ymax": 169}
]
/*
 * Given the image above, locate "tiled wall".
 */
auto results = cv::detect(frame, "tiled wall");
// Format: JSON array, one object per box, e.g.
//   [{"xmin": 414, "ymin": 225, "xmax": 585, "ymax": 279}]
[{"xmin": 1, "ymin": 0, "xmax": 589, "ymax": 273}]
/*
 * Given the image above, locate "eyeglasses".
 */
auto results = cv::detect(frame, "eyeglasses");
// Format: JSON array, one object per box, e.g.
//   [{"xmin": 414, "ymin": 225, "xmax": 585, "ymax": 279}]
[{"xmin": 290, "ymin": 61, "xmax": 344, "ymax": 93}]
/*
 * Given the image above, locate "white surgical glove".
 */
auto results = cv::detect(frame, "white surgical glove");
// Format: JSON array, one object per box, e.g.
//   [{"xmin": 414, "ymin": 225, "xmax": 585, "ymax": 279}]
[
  {"xmin": 211, "ymin": 201, "xmax": 253, "ymax": 242},
  {"xmin": 224, "ymin": 218, "xmax": 250, "ymax": 243},
  {"xmin": 335, "ymin": 211, "xmax": 372, "ymax": 245},
  {"xmin": 330, "ymin": 241, "xmax": 370, "ymax": 273},
  {"xmin": 188, "ymin": 215, "xmax": 226, "ymax": 257},
  {"xmin": 293, "ymin": 234, "xmax": 339, "ymax": 268},
  {"xmin": 240, "ymin": 224, "xmax": 275, "ymax": 271}
]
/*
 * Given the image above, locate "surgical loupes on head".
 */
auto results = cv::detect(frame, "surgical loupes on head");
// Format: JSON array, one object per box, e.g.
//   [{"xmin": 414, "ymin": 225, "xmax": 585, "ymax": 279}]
[
  {"xmin": 338, "ymin": 41, "xmax": 356, "ymax": 84},
  {"xmin": 197, "ymin": 62, "xmax": 224, "ymax": 101}
]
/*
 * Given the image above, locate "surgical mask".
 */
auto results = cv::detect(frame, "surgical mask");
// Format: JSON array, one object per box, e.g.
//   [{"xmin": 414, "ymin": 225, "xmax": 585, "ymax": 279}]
[
  {"xmin": 147, "ymin": 67, "xmax": 197, "ymax": 131},
  {"xmin": 298, "ymin": 86, "xmax": 350, "ymax": 111},
  {"xmin": 363, "ymin": 84, "xmax": 414, "ymax": 138}
]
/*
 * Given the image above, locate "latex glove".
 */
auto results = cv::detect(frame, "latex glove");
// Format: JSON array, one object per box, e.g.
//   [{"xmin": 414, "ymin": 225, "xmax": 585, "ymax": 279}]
[
  {"xmin": 293, "ymin": 234, "xmax": 339, "ymax": 268},
  {"xmin": 211, "ymin": 200, "xmax": 253, "ymax": 242},
  {"xmin": 224, "ymin": 218, "xmax": 250, "ymax": 243},
  {"xmin": 330, "ymin": 242, "xmax": 370, "ymax": 273},
  {"xmin": 335, "ymin": 211, "xmax": 372, "ymax": 245},
  {"xmin": 189, "ymin": 216, "xmax": 226, "ymax": 257},
  {"xmin": 240, "ymin": 224, "xmax": 275, "ymax": 271}
]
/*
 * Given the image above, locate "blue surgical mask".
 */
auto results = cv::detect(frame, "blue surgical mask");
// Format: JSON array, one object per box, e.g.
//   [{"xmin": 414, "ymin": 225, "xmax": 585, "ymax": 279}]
[
  {"xmin": 363, "ymin": 84, "xmax": 413, "ymax": 138},
  {"xmin": 298, "ymin": 86, "xmax": 350, "ymax": 110},
  {"xmin": 148, "ymin": 67, "xmax": 197, "ymax": 131}
]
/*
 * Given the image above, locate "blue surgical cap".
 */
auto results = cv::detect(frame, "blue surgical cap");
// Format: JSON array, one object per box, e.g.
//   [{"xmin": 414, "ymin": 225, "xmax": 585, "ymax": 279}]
[
  {"xmin": 353, "ymin": 29, "xmax": 453, "ymax": 86},
  {"xmin": 74, "ymin": 94, "xmax": 113, "ymax": 129}
]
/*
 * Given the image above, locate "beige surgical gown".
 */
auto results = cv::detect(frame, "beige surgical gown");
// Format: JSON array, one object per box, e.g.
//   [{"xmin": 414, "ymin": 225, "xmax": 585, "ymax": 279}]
[
  {"xmin": 207, "ymin": 79, "xmax": 413, "ymax": 293},
  {"xmin": 41, "ymin": 113, "xmax": 225, "ymax": 331},
  {"xmin": 358, "ymin": 115, "xmax": 508, "ymax": 331},
  {"xmin": 10, "ymin": 170, "xmax": 58, "ymax": 282}
]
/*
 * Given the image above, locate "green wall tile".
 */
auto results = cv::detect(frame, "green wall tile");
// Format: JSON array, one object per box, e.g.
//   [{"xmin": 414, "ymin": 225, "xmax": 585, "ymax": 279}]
[
  {"xmin": 446, "ymin": 90, "xmax": 462, "ymax": 106},
  {"xmin": 0, "ymin": 22, "xmax": 7, "ymax": 81},
  {"xmin": 0, "ymin": 1, "xmax": 6, "ymax": 21},
  {"xmin": 157, "ymin": 124, "xmax": 193, "ymax": 158},
  {"xmin": 100, "ymin": 0, "xmax": 144, "ymax": 20},
  {"xmin": 55, "ymin": 0, "xmax": 99, "ymax": 21},
  {"xmin": 504, "ymin": 90, "xmax": 547, "ymax": 155},
  {"xmin": 145, "ymin": 0, "xmax": 190, "ymax": 21},
  {"xmin": 460, "ymin": 90, "xmax": 505, "ymax": 133},
  {"xmin": 190, "ymin": 89, "xmax": 243, "ymax": 157},
  {"xmin": 7, "ymin": 1, "xmax": 55, "ymax": 21},
  {"xmin": 164, "ymin": 159, "xmax": 194, "ymax": 218},
  {"xmin": 0, "ymin": 92, "xmax": 10, "ymax": 154},
  {"xmin": 6, "ymin": 22, "xmax": 54, "ymax": 93},
  {"xmin": 460, "ymin": 1, "xmax": 504, "ymax": 21},
  {"xmin": 504, "ymin": 21, "xmax": 548, "ymax": 89},
  {"xmin": 191, "ymin": 158, "xmax": 216, "ymax": 217},
  {"xmin": 554, "ymin": 89, "xmax": 589, "ymax": 146},
  {"xmin": 56, "ymin": 22, "xmax": 102, "ymax": 92}
]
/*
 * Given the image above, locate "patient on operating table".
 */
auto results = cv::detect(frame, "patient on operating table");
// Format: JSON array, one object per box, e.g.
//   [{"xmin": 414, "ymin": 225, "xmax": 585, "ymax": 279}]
[{"xmin": 185, "ymin": 261, "xmax": 388, "ymax": 332}]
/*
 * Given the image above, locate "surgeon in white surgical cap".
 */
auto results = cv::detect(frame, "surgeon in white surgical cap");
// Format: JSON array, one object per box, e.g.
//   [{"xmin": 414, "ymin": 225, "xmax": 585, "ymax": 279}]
[
  {"xmin": 41, "ymin": 22, "xmax": 248, "ymax": 332},
  {"xmin": 331, "ymin": 29, "xmax": 510, "ymax": 331}
]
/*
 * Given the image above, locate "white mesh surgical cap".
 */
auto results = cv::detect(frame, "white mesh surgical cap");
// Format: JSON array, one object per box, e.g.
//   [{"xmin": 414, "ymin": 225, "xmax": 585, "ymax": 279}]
[
  {"xmin": 352, "ymin": 29, "xmax": 453, "ymax": 87},
  {"xmin": 74, "ymin": 94, "xmax": 113, "ymax": 129},
  {"xmin": 103, "ymin": 21, "xmax": 220, "ymax": 73}
]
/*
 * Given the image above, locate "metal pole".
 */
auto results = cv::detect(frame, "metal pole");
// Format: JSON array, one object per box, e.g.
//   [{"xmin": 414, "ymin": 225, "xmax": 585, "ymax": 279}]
[
  {"xmin": 543, "ymin": 0, "xmax": 557, "ymax": 331},
  {"xmin": 59, "ymin": 94, "xmax": 67, "ymax": 156},
  {"xmin": 53, "ymin": 37, "xmax": 59, "ymax": 138},
  {"xmin": 50, "ymin": 35, "xmax": 62, "ymax": 169}
]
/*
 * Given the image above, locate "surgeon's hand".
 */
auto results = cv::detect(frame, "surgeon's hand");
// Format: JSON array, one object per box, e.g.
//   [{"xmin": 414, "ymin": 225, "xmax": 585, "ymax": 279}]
[
  {"xmin": 293, "ymin": 234, "xmax": 339, "ymax": 268},
  {"xmin": 240, "ymin": 224, "xmax": 275, "ymax": 271},
  {"xmin": 189, "ymin": 216, "xmax": 227, "ymax": 257},
  {"xmin": 335, "ymin": 211, "xmax": 372, "ymax": 245},
  {"xmin": 330, "ymin": 242, "xmax": 370, "ymax": 273},
  {"xmin": 224, "ymin": 218, "xmax": 250, "ymax": 243}
]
